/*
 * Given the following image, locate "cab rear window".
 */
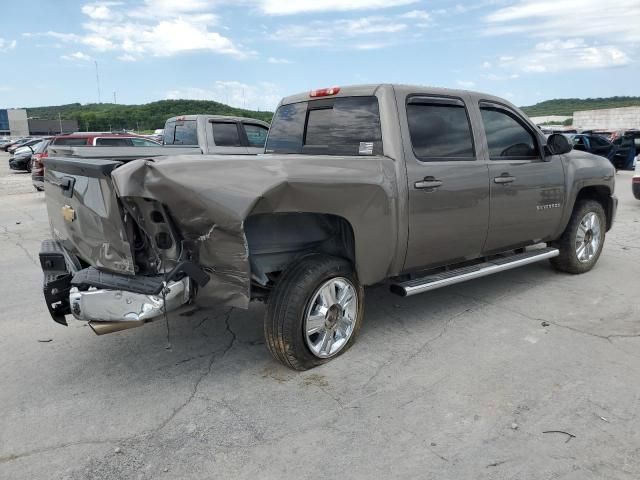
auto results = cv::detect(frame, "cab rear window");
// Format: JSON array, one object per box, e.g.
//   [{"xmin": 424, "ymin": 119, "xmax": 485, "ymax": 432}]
[
  {"xmin": 265, "ymin": 96, "xmax": 382, "ymax": 156},
  {"xmin": 164, "ymin": 120, "xmax": 198, "ymax": 146}
]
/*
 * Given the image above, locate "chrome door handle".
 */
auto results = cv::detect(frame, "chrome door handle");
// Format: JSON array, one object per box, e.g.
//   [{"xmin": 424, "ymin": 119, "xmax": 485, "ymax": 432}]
[
  {"xmin": 494, "ymin": 175, "xmax": 515, "ymax": 184},
  {"xmin": 415, "ymin": 177, "xmax": 443, "ymax": 190}
]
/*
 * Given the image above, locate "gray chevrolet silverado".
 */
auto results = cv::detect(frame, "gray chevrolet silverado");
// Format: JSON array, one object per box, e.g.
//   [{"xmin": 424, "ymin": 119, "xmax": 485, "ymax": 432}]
[{"xmin": 40, "ymin": 84, "xmax": 617, "ymax": 370}]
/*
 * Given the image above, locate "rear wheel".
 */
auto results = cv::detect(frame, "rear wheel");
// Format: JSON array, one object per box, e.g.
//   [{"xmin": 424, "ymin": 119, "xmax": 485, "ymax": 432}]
[
  {"xmin": 264, "ymin": 254, "xmax": 364, "ymax": 370},
  {"xmin": 26, "ymin": 159, "xmax": 33, "ymax": 173},
  {"xmin": 550, "ymin": 200, "xmax": 606, "ymax": 274}
]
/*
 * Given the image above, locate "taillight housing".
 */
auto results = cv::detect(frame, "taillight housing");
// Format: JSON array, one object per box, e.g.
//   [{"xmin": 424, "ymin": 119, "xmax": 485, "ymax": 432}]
[{"xmin": 310, "ymin": 87, "xmax": 341, "ymax": 98}]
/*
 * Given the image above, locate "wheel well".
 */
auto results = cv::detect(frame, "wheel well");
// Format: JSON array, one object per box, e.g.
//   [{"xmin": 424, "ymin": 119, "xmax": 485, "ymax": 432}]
[
  {"xmin": 575, "ymin": 186, "xmax": 613, "ymax": 230},
  {"xmin": 245, "ymin": 213, "xmax": 356, "ymax": 292}
]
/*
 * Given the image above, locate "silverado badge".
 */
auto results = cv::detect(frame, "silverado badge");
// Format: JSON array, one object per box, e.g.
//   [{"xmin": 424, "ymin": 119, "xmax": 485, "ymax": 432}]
[{"xmin": 62, "ymin": 205, "xmax": 76, "ymax": 223}]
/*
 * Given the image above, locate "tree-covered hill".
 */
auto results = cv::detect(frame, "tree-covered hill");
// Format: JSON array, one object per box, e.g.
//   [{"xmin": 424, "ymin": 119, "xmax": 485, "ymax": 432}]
[
  {"xmin": 24, "ymin": 95, "xmax": 640, "ymax": 132},
  {"xmin": 521, "ymin": 96, "xmax": 640, "ymax": 117},
  {"xmin": 26, "ymin": 99, "xmax": 273, "ymax": 132}
]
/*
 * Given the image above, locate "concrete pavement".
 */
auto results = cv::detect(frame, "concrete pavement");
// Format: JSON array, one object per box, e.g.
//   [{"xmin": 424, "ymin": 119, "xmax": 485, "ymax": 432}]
[{"xmin": 0, "ymin": 151, "xmax": 638, "ymax": 479}]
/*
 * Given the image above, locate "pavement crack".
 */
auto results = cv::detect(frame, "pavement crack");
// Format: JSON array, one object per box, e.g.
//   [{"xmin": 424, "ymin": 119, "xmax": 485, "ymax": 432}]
[
  {"xmin": 0, "ymin": 438, "xmax": 125, "ymax": 464},
  {"xmin": 404, "ymin": 306, "xmax": 475, "ymax": 364},
  {"xmin": 153, "ymin": 308, "xmax": 235, "ymax": 434}
]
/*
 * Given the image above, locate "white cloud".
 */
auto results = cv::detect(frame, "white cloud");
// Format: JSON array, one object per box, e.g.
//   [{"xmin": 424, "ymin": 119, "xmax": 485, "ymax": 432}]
[
  {"xmin": 485, "ymin": 0, "xmax": 640, "ymax": 43},
  {"xmin": 500, "ymin": 38, "xmax": 630, "ymax": 72},
  {"xmin": 267, "ymin": 57, "xmax": 292, "ymax": 64},
  {"xmin": 400, "ymin": 10, "xmax": 430, "ymax": 20},
  {"xmin": 456, "ymin": 80, "xmax": 476, "ymax": 88},
  {"xmin": 165, "ymin": 81, "xmax": 283, "ymax": 111},
  {"xmin": 81, "ymin": 2, "xmax": 122, "ymax": 20},
  {"xmin": 0, "ymin": 38, "xmax": 17, "ymax": 52},
  {"xmin": 481, "ymin": 61, "xmax": 492, "ymax": 68},
  {"xmin": 117, "ymin": 53, "xmax": 137, "ymax": 62},
  {"xmin": 61, "ymin": 51, "xmax": 93, "ymax": 61},
  {"xmin": 273, "ymin": 11, "xmax": 430, "ymax": 49},
  {"xmin": 26, "ymin": 1, "xmax": 248, "ymax": 60},
  {"xmin": 259, "ymin": 0, "xmax": 418, "ymax": 15}
]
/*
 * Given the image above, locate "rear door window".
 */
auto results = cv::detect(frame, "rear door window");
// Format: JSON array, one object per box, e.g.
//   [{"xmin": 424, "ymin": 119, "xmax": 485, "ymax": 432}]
[
  {"xmin": 52, "ymin": 138, "xmax": 88, "ymax": 146},
  {"xmin": 406, "ymin": 98, "xmax": 475, "ymax": 160},
  {"xmin": 265, "ymin": 96, "xmax": 382, "ymax": 155},
  {"xmin": 95, "ymin": 137, "xmax": 134, "ymax": 146},
  {"xmin": 212, "ymin": 122, "xmax": 242, "ymax": 146},
  {"xmin": 131, "ymin": 138, "xmax": 160, "ymax": 147},
  {"xmin": 243, "ymin": 123, "xmax": 269, "ymax": 147},
  {"xmin": 164, "ymin": 120, "xmax": 198, "ymax": 145}
]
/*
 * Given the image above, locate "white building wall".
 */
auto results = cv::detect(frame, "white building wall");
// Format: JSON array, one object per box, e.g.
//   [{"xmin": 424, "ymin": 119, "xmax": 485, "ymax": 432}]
[
  {"xmin": 529, "ymin": 115, "xmax": 572, "ymax": 125},
  {"xmin": 573, "ymin": 107, "xmax": 640, "ymax": 130},
  {"xmin": 7, "ymin": 109, "xmax": 29, "ymax": 137}
]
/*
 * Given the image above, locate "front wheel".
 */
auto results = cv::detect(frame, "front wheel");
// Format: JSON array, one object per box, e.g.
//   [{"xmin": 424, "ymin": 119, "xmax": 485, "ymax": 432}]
[
  {"xmin": 550, "ymin": 200, "xmax": 606, "ymax": 274},
  {"xmin": 264, "ymin": 254, "xmax": 364, "ymax": 370}
]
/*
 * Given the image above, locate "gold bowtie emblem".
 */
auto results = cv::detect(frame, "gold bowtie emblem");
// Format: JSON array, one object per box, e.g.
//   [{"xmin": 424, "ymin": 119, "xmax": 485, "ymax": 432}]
[{"xmin": 62, "ymin": 205, "xmax": 76, "ymax": 223}]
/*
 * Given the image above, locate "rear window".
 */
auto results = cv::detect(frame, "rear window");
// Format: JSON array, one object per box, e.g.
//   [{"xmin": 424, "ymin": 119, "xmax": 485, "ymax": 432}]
[
  {"xmin": 95, "ymin": 137, "xmax": 133, "ymax": 146},
  {"xmin": 212, "ymin": 122, "xmax": 241, "ymax": 146},
  {"xmin": 265, "ymin": 96, "xmax": 382, "ymax": 156},
  {"xmin": 52, "ymin": 138, "xmax": 88, "ymax": 146},
  {"xmin": 164, "ymin": 119, "xmax": 198, "ymax": 145}
]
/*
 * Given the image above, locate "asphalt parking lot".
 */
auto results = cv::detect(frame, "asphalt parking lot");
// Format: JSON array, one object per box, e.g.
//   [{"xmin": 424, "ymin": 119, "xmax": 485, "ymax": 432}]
[{"xmin": 0, "ymin": 151, "xmax": 638, "ymax": 480}]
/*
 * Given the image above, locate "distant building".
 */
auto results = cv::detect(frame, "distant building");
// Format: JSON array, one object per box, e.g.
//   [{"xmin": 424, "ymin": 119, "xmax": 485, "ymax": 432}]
[
  {"xmin": 573, "ymin": 106, "xmax": 640, "ymax": 131},
  {"xmin": 529, "ymin": 115, "xmax": 572, "ymax": 125},
  {"xmin": 0, "ymin": 108, "xmax": 78, "ymax": 136},
  {"xmin": 28, "ymin": 119, "xmax": 79, "ymax": 135},
  {"xmin": 0, "ymin": 109, "xmax": 29, "ymax": 137}
]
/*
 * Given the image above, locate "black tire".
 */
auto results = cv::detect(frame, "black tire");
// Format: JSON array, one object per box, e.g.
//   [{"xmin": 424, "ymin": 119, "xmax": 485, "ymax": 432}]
[
  {"xmin": 26, "ymin": 159, "xmax": 32, "ymax": 173},
  {"xmin": 550, "ymin": 199, "xmax": 606, "ymax": 274},
  {"xmin": 264, "ymin": 253, "xmax": 364, "ymax": 371}
]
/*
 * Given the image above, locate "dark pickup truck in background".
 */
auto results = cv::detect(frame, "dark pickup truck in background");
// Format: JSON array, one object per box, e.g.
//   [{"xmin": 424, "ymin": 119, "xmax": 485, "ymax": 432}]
[{"xmin": 39, "ymin": 84, "xmax": 617, "ymax": 370}]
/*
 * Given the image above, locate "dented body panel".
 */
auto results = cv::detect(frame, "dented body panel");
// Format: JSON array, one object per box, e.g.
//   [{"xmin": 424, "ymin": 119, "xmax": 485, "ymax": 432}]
[{"xmin": 111, "ymin": 154, "xmax": 399, "ymax": 308}]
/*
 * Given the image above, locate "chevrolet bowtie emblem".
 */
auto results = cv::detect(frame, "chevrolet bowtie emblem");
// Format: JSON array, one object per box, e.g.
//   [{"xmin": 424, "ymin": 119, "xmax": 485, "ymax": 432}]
[{"xmin": 62, "ymin": 205, "xmax": 76, "ymax": 223}]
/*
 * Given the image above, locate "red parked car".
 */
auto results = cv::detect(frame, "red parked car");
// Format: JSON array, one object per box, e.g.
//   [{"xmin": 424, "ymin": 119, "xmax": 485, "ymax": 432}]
[{"xmin": 32, "ymin": 133, "xmax": 161, "ymax": 191}]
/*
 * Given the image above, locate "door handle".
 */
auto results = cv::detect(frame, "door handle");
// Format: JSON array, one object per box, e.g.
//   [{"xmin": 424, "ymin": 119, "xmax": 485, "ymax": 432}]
[
  {"xmin": 50, "ymin": 176, "xmax": 76, "ymax": 198},
  {"xmin": 415, "ymin": 177, "xmax": 443, "ymax": 190},
  {"xmin": 494, "ymin": 174, "xmax": 515, "ymax": 184}
]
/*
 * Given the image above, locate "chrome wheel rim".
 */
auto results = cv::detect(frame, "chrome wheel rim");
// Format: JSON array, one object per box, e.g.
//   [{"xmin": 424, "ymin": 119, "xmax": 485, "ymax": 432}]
[
  {"xmin": 304, "ymin": 277, "xmax": 358, "ymax": 359},
  {"xmin": 575, "ymin": 212, "xmax": 601, "ymax": 263}
]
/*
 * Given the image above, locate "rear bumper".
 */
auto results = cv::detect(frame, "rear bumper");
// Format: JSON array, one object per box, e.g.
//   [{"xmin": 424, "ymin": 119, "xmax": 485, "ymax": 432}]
[
  {"xmin": 40, "ymin": 239, "xmax": 207, "ymax": 332},
  {"xmin": 32, "ymin": 176, "xmax": 44, "ymax": 190}
]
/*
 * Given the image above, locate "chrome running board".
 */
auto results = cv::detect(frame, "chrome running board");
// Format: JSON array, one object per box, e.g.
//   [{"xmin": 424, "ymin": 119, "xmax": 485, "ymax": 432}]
[{"xmin": 390, "ymin": 247, "xmax": 559, "ymax": 297}]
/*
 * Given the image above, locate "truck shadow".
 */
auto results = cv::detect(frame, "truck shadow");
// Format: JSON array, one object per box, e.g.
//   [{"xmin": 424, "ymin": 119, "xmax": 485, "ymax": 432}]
[{"xmin": 75, "ymin": 261, "xmax": 561, "ymax": 380}]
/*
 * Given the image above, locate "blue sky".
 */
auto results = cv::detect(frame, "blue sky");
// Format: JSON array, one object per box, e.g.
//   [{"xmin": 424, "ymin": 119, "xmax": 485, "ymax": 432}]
[{"xmin": 0, "ymin": 0, "xmax": 638, "ymax": 110}]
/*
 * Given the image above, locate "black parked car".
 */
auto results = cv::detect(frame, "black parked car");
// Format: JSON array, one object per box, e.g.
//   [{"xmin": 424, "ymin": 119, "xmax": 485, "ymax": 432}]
[
  {"xmin": 9, "ymin": 138, "xmax": 48, "ymax": 172},
  {"xmin": 569, "ymin": 134, "xmax": 616, "ymax": 162},
  {"xmin": 611, "ymin": 131, "xmax": 639, "ymax": 171}
]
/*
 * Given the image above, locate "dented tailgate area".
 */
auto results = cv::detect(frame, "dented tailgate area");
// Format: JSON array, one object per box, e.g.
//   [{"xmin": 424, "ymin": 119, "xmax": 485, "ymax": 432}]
[{"xmin": 41, "ymin": 153, "xmax": 398, "ymax": 331}]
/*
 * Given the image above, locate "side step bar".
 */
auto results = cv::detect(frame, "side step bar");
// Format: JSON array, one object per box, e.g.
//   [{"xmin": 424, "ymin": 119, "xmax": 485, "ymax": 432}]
[{"xmin": 390, "ymin": 247, "xmax": 559, "ymax": 297}]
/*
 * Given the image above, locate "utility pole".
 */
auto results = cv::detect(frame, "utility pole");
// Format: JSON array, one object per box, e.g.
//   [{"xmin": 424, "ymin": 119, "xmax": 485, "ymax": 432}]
[
  {"xmin": 58, "ymin": 112, "xmax": 63, "ymax": 134},
  {"xmin": 113, "ymin": 91, "xmax": 117, "ymax": 104},
  {"xmin": 95, "ymin": 60, "xmax": 101, "ymax": 104}
]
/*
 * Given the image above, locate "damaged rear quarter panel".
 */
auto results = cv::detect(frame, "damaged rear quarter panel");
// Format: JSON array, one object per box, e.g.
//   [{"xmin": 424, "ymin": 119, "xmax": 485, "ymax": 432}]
[{"xmin": 111, "ymin": 154, "xmax": 399, "ymax": 309}]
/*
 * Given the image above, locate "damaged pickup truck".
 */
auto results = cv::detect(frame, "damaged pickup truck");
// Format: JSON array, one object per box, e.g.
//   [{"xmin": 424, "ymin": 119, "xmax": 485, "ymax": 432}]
[{"xmin": 40, "ymin": 84, "xmax": 617, "ymax": 370}]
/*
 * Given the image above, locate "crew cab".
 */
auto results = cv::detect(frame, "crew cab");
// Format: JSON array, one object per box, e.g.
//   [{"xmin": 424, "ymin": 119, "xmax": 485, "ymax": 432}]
[{"xmin": 39, "ymin": 84, "xmax": 617, "ymax": 370}]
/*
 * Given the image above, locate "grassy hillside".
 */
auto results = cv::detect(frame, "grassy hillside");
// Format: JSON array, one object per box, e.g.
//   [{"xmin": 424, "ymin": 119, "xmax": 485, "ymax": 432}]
[
  {"xmin": 521, "ymin": 96, "xmax": 640, "ymax": 117},
  {"xmin": 26, "ymin": 99, "xmax": 273, "ymax": 132}
]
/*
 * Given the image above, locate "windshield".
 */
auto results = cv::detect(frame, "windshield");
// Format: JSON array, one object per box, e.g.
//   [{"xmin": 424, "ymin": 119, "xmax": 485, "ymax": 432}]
[{"xmin": 265, "ymin": 96, "xmax": 382, "ymax": 156}]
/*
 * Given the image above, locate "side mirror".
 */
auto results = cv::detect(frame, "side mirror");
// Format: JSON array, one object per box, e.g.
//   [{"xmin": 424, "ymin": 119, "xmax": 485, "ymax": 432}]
[{"xmin": 546, "ymin": 133, "xmax": 572, "ymax": 156}]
